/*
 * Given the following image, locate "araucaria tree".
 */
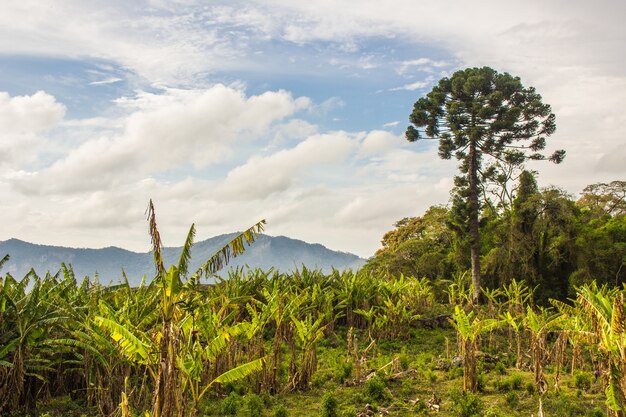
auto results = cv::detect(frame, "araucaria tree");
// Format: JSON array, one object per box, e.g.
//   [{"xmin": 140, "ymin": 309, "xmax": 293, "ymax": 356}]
[{"xmin": 406, "ymin": 67, "xmax": 565, "ymax": 303}]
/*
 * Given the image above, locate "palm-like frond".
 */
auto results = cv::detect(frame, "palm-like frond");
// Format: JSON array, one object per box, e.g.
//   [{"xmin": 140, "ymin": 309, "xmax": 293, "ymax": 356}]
[
  {"xmin": 199, "ymin": 357, "xmax": 265, "ymax": 400},
  {"xmin": 192, "ymin": 220, "xmax": 266, "ymax": 281},
  {"xmin": 178, "ymin": 224, "xmax": 196, "ymax": 278},
  {"xmin": 93, "ymin": 316, "xmax": 152, "ymax": 363},
  {"xmin": 0, "ymin": 254, "xmax": 9, "ymax": 272},
  {"xmin": 147, "ymin": 199, "xmax": 165, "ymax": 278}
]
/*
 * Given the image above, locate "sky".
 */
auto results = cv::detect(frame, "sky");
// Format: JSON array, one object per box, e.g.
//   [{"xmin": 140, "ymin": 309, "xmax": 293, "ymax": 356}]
[{"xmin": 0, "ymin": 0, "xmax": 625, "ymax": 258}]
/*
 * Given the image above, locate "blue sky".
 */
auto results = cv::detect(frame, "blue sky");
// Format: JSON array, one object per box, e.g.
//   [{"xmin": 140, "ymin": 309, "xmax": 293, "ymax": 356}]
[{"xmin": 1, "ymin": 0, "xmax": 624, "ymax": 258}]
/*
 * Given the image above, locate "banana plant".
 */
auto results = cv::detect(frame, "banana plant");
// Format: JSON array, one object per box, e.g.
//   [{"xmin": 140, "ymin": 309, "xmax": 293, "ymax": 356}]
[
  {"xmin": 450, "ymin": 305, "xmax": 503, "ymax": 392},
  {"xmin": 289, "ymin": 312, "xmax": 328, "ymax": 390},
  {"xmin": 524, "ymin": 306, "xmax": 562, "ymax": 417},
  {"xmin": 574, "ymin": 283, "xmax": 626, "ymax": 417},
  {"xmin": 0, "ymin": 270, "xmax": 69, "ymax": 414}
]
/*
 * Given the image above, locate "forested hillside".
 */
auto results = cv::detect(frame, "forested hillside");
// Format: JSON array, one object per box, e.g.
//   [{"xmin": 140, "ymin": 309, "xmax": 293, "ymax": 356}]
[{"xmin": 365, "ymin": 178, "xmax": 625, "ymax": 304}]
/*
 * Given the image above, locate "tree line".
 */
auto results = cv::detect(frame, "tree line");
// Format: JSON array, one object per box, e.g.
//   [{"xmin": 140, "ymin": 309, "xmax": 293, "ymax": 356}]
[{"xmin": 365, "ymin": 176, "xmax": 625, "ymax": 305}]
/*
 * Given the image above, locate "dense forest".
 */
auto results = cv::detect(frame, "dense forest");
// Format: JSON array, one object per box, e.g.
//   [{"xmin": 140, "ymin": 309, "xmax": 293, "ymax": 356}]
[{"xmin": 365, "ymin": 176, "xmax": 626, "ymax": 305}]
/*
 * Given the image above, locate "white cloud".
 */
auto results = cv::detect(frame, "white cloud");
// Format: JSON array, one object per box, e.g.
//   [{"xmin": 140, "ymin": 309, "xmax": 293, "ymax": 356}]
[
  {"xmin": 397, "ymin": 58, "xmax": 450, "ymax": 74},
  {"xmin": 358, "ymin": 130, "xmax": 399, "ymax": 157},
  {"xmin": 2, "ymin": 0, "xmax": 625, "ymax": 259},
  {"xmin": 89, "ymin": 77, "xmax": 123, "ymax": 86},
  {"xmin": 0, "ymin": 91, "xmax": 66, "ymax": 166},
  {"xmin": 11, "ymin": 85, "xmax": 309, "ymax": 194},
  {"xmin": 389, "ymin": 80, "xmax": 429, "ymax": 91},
  {"xmin": 218, "ymin": 131, "xmax": 357, "ymax": 200},
  {"xmin": 0, "ymin": 91, "xmax": 66, "ymax": 135}
]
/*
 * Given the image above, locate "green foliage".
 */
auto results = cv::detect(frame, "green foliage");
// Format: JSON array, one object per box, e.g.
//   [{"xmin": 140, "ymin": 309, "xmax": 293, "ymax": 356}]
[
  {"xmin": 364, "ymin": 376, "xmax": 387, "ymax": 402},
  {"xmin": 335, "ymin": 362, "xmax": 353, "ymax": 384},
  {"xmin": 586, "ymin": 406, "xmax": 606, "ymax": 417},
  {"xmin": 449, "ymin": 389, "xmax": 483, "ymax": 417},
  {"xmin": 246, "ymin": 394, "xmax": 264, "ymax": 417},
  {"xmin": 505, "ymin": 392, "xmax": 519, "ymax": 408},
  {"xmin": 494, "ymin": 362, "xmax": 506, "ymax": 375},
  {"xmin": 320, "ymin": 392, "xmax": 338, "ymax": 417},
  {"xmin": 272, "ymin": 405, "xmax": 288, "ymax": 417},
  {"xmin": 498, "ymin": 379, "xmax": 511, "ymax": 392},
  {"xmin": 574, "ymin": 372, "xmax": 592, "ymax": 391},
  {"xmin": 509, "ymin": 374, "xmax": 523, "ymax": 390},
  {"xmin": 221, "ymin": 392, "xmax": 241, "ymax": 416}
]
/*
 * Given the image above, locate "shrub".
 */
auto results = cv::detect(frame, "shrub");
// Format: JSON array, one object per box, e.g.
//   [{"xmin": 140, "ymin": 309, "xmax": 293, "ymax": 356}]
[
  {"xmin": 400, "ymin": 378, "xmax": 414, "ymax": 398},
  {"xmin": 574, "ymin": 372, "xmax": 592, "ymax": 391},
  {"xmin": 505, "ymin": 392, "xmax": 519, "ymax": 408},
  {"xmin": 494, "ymin": 362, "xmax": 506, "ymax": 375},
  {"xmin": 477, "ymin": 373, "xmax": 486, "ymax": 393},
  {"xmin": 321, "ymin": 392, "xmax": 338, "ymax": 417},
  {"xmin": 312, "ymin": 369, "xmax": 335, "ymax": 389},
  {"xmin": 447, "ymin": 367, "xmax": 464, "ymax": 380},
  {"xmin": 413, "ymin": 399, "xmax": 428, "ymax": 413},
  {"xmin": 272, "ymin": 405, "xmax": 288, "ymax": 417},
  {"xmin": 398, "ymin": 351, "xmax": 410, "ymax": 370},
  {"xmin": 509, "ymin": 374, "xmax": 523, "ymax": 390},
  {"xmin": 364, "ymin": 376, "xmax": 387, "ymax": 402},
  {"xmin": 221, "ymin": 392, "xmax": 241, "ymax": 416},
  {"xmin": 336, "ymin": 362, "xmax": 353, "ymax": 384},
  {"xmin": 525, "ymin": 382, "xmax": 535, "ymax": 395},
  {"xmin": 449, "ymin": 389, "xmax": 483, "ymax": 417},
  {"xmin": 426, "ymin": 370, "xmax": 438, "ymax": 383},
  {"xmin": 246, "ymin": 394, "xmax": 264, "ymax": 417},
  {"xmin": 341, "ymin": 406, "xmax": 357, "ymax": 417},
  {"xmin": 586, "ymin": 407, "xmax": 606, "ymax": 417},
  {"xmin": 498, "ymin": 379, "xmax": 511, "ymax": 392}
]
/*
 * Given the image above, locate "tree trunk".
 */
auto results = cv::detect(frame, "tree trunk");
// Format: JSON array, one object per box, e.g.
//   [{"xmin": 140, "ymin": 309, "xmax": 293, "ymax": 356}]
[
  {"xmin": 464, "ymin": 340, "xmax": 477, "ymax": 393},
  {"xmin": 468, "ymin": 138, "xmax": 482, "ymax": 304},
  {"xmin": 152, "ymin": 320, "xmax": 180, "ymax": 417},
  {"xmin": 516, "ymin": 331, "xmax": 522, "ymax": 369}
]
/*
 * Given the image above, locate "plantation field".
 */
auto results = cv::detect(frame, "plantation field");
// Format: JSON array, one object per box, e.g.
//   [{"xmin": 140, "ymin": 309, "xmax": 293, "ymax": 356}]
[{"xmin": 1, "ymin": 267, "xmax": 623, "ymax": 417}]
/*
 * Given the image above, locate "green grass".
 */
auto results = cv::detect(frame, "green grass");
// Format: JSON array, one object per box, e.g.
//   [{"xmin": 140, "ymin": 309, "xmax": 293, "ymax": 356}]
[{"xmin": 14, "ymin": 327, "xmax": 609, "ymax": 417}]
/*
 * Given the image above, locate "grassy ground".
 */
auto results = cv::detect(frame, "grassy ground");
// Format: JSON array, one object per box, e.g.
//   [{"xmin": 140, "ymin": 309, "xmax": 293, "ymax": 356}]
[{"xmin": 13, "ymin": 327, "xmax": 609, "ymax": 417}]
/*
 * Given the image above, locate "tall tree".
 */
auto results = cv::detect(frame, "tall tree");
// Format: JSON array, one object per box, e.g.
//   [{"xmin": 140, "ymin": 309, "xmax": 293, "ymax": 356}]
[{"xmin": 406, "ymin": 67, "xmax": 564, "ymax": 303}]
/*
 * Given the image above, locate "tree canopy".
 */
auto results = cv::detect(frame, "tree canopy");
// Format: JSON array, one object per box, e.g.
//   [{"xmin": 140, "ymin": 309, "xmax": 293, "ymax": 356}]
[{"xmin": 406, "ymin": 67, "xmax": 565, "ymax": 303}]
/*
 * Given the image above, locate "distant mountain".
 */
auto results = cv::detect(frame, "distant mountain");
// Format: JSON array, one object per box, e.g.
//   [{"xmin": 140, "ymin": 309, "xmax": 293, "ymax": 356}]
[{"xmin": 0, "ymin": 235, "xmax": 365, "ymax": 285}]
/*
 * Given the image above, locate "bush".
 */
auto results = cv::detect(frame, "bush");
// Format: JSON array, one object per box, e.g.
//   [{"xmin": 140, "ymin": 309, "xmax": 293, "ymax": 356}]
[
  {"xmin": 312, "ymin": 369, "xmax": 335, "ymax": 389},
  {"xmin": 509, "ymin": 374, "xmax": 523, "ymax": 390},
  {"xmin": 586, "ymin": 407, "xmax": 606, "ymax": 417},
  {"xmin": 335, "ymin": 362, "xmax": 353, "ymax": 384},
  {"xmin": 413, "ymin": 399, "xmax": 428, "ymax": 413},
  {"xmin": 426, "ymin": 370, "xmax": 438, "ymax": 383},
  {"xmin": 321, "ymin": 392, "xmax": 338, "ymax": 417},
  {"xmin": 498, "ymin": 379, "xmax": 511, "ymax": 392},
  {"xmin": 221, "ymin": 392, "xmax": 241, "ymax": 416},
  {"xmin": 525, "ymin": 382, "xmax": 535, "ymax": 395},
  {"xmin": 246, "ymin": 394, "xmax": 264, "ymax": 417},
  {"xmin": 494, "ymin": 362, "xmax": 506, "ymax": 375},
  {"xmin": 341, "ymin": 406, "xmax": 357, "ymax": 417},
  {"xmin": 272, "ymin": 405, "xmax": 288, "ymax": 417},
  {"xmin": 400, "ymin": 378, "xmax": 414, "ymax": 398},
  {"xmin": 505, "ymin": 392, "xmax": 519, "ymax": 408},
  {"xmin": 477, "ymin": 373, "xmax": 486, "ymax": 393},
  {"xmin": 449, "ymin": 389, "xmax": 483, "ymax": 417},
  {"xmin": 448, "ymin": 367, "xmax": 464, "ymax": 380},
  {"xmin": 574, "ymin": 372, "xmax": 592, "ymax": 391},
  {"xmin": 398, "ymin": 351, "xmax": 410, "ymax": 370},
  {"xmin": 364, "ymin": 376, "xmax": 387, "ymax": 402}
]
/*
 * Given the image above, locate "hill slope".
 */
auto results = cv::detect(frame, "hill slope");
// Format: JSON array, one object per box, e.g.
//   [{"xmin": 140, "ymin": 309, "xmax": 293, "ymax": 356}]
[{"xmin": 0, "ymin": 235, "xmax": 365, "ymax": 285}]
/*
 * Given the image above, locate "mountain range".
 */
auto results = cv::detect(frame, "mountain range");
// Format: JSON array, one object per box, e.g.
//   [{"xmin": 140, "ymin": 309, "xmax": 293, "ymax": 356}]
[{"xmin": 0, "ymin": 235, "xmax": 366, "ymax": 286}]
